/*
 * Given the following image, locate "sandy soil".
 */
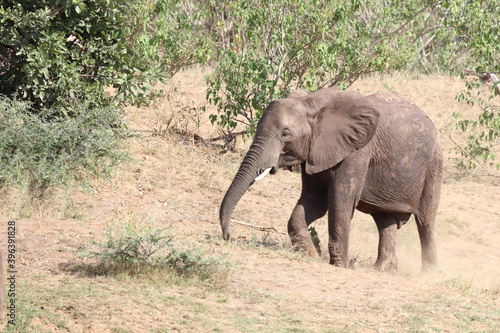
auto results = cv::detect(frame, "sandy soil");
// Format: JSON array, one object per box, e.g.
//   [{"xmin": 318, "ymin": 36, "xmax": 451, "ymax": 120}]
[{"xmin": 0, "ymin": 69, "xmax": 499, "ymax": 332}]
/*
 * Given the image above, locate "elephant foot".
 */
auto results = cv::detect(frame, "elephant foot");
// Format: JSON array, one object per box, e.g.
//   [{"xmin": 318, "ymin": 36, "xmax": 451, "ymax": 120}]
[
  {"xmin": 374, "ymin": 258, "xmax": 398, "ymax": 273},
  {"xmin": 329, "ymin": 260, "xmax": 347, "ymax": 268},
  {"xmin": 420, "ymin": 261, "xmax": 438, "ymax": 274},
  {"xmin": 295, "ymin": 244, "xmax": 320, "ymax": 259},
  {"xmin": 328, "ymin": 241, "xmax": 349, "ymax": 267},
  {"xmin": 290, "ymin": 235, "xmax": 320, "ymax": 258}
]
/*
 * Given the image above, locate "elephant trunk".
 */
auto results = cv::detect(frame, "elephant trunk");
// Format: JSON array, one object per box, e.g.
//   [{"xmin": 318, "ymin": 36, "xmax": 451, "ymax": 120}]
[{"xmin": 220, "ymin": 135, "xmax": 276, "ymax": 240}]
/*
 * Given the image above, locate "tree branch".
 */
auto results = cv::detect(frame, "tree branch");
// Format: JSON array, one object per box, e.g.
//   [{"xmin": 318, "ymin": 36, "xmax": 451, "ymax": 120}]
[
  {"xmin": 231, "ymin": 219, "xmax": 285, "ymax": 234},
  {"xmin": 465, "ymin": 70, "xmax": 500, "ymax": 95}
]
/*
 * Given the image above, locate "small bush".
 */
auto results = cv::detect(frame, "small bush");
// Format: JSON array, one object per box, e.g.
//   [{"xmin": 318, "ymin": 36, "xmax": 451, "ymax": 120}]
[
  {"xmin": 0, "ymin": 0, "xmax": 210, "ymax": 200},
  {"xmin": 0, "ymin": 97, "xmax": 129, "ymax": 193},
  {"xmin": 80, "ymin": 211, "xmax": 231, "ymax": 286},
  {"xmin": 308, "ymin": 226, "xmax": 320, "ymax": 247},
  {"xmin": 450, "ymin": 78, "xmax": 500, "ymax": 176},
  {"xmin": 87, "ymin": 214, "xmax": 169, "ymax": 265}
]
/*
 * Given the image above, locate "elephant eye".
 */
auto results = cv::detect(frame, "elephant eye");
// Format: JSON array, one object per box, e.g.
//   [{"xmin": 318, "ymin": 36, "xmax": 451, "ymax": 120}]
[{"xmin": 282, "ymin": 129, "xmax": 290, "ymax": 138}]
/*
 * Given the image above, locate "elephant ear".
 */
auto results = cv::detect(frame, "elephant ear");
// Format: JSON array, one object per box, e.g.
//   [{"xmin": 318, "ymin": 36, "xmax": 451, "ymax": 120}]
[{"xmin": 305, "ymin": 91, "xmax": 380, "ymax": 174}]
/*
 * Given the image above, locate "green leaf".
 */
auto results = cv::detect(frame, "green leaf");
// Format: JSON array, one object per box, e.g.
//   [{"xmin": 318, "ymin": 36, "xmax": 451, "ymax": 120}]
[{"xmin": 42, "ymin": 68, "xmax": 49, "ymax": 79}]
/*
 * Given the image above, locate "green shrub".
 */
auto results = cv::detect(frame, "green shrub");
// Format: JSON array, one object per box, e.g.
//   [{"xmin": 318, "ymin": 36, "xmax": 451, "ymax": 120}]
[
  {"xmin": 0, "ymin": 0, "xmax": 211, "ymax": 193},
  {"xmin": 80, "ymin": 212, "xmax": 231, "ymax": 285},
  {"xmin": 0, "ymin": 0, "xmax": 166, "ymax": 110},
  {"xmin": 451, "ymin": 78, "xmax": 500, "ymax": 175},
  {"xmin": 0, "ymin": 1, "xmax": 143, "ymax": 193},
  {"xmin": 87, "ymin": 215, "xmax": 169, "ymax": 265},
  {"xmin": 0, "ymin": 97, "xmax": 128, "ymax": 192},
  {"xmin": 206, "ymin": 0, "xmax": 421, "ymax": 134},
  {"xmin": 130, "ymin": 0, "xmax": 212, "ymax": 80},
  {"xmin": 447, "ymin": 1, "xmax": 500, "ymax": 174}
]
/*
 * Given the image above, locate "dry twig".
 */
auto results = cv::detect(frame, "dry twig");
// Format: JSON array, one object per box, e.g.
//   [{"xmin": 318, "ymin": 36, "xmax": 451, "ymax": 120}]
[
  {"xmin": 231, "ymin": 219, "xmax": 286, "ymax": 235},
  {"xmin": 465, "ymin": 70, "xmax": 500, "ymax": 95}
]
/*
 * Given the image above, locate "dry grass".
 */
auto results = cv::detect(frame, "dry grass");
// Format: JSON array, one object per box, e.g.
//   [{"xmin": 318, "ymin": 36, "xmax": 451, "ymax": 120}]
[
  {"xmin": 1, "ymin": 68, "xmax": 499, "ymax": 332},
  {"xmin": 0, "ymin": 185, "xmax": 72, "ymax": 219}
]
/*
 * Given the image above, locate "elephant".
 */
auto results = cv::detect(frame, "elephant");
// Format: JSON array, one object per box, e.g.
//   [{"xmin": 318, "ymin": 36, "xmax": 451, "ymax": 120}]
[{"xmin": 219, "ymin": 87, "xmax": 443, "ymax": 271}]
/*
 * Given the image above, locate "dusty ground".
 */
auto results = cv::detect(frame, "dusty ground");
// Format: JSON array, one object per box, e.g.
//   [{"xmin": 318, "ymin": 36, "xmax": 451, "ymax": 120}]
[{"xmin": 1, "ymin": 69, "xmax": 499, "ymax": 332}]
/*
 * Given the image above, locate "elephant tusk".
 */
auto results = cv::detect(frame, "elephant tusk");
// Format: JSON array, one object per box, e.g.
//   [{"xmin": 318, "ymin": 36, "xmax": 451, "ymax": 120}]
[{"xmin": 255, "ymin": 167, "xmax": 272, "ymax": 181}]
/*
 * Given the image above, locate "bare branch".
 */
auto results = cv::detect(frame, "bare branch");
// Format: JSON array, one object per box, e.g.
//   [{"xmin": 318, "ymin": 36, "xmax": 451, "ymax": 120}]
[
  {"xmin": 417, "ymin": 34, "xmax": 436, "ymax": 55},
  {"xmin": 231, "ymin": 219, "xmax": 286, "ymax": 235},
  {"xmin": 206, "ymin": 130, "xmax": 248, "ymax": 143},
  {"xmin": 449, "ymin": 133, "xmax": 500, "ymax": 178},
  {"xmin": 465, "ymin": 70, "xmax": 500, "ymax": 95}
]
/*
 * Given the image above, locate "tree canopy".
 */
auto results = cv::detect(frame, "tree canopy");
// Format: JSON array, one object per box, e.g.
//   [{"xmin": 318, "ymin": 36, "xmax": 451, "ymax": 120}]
[{"xmin": 0, "ymin": 0, "xmax": 498, "ymax": 190}]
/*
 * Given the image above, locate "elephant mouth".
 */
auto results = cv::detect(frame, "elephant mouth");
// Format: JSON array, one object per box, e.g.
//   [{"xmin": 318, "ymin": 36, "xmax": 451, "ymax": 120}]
[
  {"xmin": 255, "ymin": 153, "xmax": 292, "ymax": 181},
  {"xmin": 280, "ymin": 152, "xmax": 304, "ymax": 168}
]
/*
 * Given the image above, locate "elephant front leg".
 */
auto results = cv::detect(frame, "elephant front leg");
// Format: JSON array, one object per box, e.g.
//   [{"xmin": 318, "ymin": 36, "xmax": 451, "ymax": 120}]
[
  {"xmin": 327, "ymin": 157, "xmax": 370, "ymax": 267},
  {"xmin": 288, "ymin": 196, "xmax": 327, "ymax": 258},
  {"xmin": 288, "ymin": 205, "xmax": 318, "ymax": 258},
  {"xmin": 327, "ymin": 210, "xmax": 352, "ymax": 267}
]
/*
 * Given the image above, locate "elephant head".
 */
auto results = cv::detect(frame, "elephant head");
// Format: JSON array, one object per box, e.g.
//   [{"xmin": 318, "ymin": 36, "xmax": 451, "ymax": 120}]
[{"xmin": 220, "ymin": 87, "xmax": 380, "ymax": 240}]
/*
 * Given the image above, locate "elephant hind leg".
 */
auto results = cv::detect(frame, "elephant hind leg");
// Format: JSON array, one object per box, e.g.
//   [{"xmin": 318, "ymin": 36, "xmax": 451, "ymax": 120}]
[
  {"xmin": 415, "ymin": 213, "xmax": 437, "ymax": 271},
  {"xmin": 372, "ymin": 212, "xmax": 411, "ymax": 272},
  {"xmin": 415, "ymin": 154, "xmax": 442, "ymax": 271},
  {"xmin": 415, "ymin": 182, "xmax": 441, "ymax": 271}
]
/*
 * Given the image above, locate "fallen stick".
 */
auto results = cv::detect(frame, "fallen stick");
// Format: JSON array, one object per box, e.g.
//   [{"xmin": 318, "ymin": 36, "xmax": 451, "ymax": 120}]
[
  {"xmin": 231, "ymin": 219, "xmax": 286, "ymax": 234},
  {"xmin": 481, "ymin": 222, "xmax": 499, "ymax": 228},
  {"xmin": 207, "ymin": 130, "xmax": 248, "ymax": 143},
  {"xmin": 164, "ymin": 202, "xmax": 285, "ymax": 235}
]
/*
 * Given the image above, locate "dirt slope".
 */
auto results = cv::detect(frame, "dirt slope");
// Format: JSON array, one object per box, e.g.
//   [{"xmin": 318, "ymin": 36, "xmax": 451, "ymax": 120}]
[{"xmin": 1, "ymin": 70, "xmax": 499, "ymax": 332}]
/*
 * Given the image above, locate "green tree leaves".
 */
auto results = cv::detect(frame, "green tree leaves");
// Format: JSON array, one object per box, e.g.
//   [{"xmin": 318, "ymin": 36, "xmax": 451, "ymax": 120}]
[
  {"xmin": 452, "ymin": 76, "xmax": 500, "ymax": 174},
  {"xmin": 444, "ymin": 0, "xmax": 500, "ymax": 174},
  {"xmin": 206, "ymin": 0, "xmax": 424, "ymax": 133},
  {"xmin": 1, "ymin": 0, "xmax": 499, "ymax": 187},
  {"xmin": 0, "ymin": 97, "xmax": 129, "ymax": 190},
  {"xmin": 0, "ymin": 0, "xmax": 212, "ymax": 192}
]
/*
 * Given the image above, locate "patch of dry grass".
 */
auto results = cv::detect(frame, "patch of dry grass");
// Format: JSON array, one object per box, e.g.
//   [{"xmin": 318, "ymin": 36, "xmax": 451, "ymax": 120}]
[{"xmin": 0, "ymin": 185, "xmax": 73, "ymax": 219}]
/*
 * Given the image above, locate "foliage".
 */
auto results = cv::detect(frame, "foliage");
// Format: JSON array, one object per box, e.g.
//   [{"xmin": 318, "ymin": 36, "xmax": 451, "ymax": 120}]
[
  {"xmin": 452, "ymin": 78, "xmax": 500, "ymax": 174},
  {"xmin": 444, "ymin": 0, "xmax": 500, "ymax": 173},
  {"xmin": 0, "ymin": 97, "xmax": 128, "ymax": 191},
  {"xmin": 127, "ymin": 0, "xmax": 212, "ymax": 89},
  {"xmin": 308, "ymin": 226, "xmax": 320, "ymax": 247},
  {"xmin": 0, "ymin": 0, "xmax": 158, "ymax": 109},
  {"xmin": 206, "ymin": 0, "xmax": 433, "ymax": 134},
  {"xmin": 0, "ymin": 0, "xmax": 143, "ymax": 191},
  {"xmin": 87, "ymin": 214, "xmax": 169, "ymax": 264},
  {"xmin": 0, "ymin": 0, "xmax": 212, "ymax": 109},
  {"xmin": 81, "ymin": 211, "xmax": 231, "ymax": 284},
  {"xmin": 0, "ymin": 0, "xmax": 212, "ymax": 191},
  {"xmin": 386, "ymin": 0, "xmax": 500, "ymax": 75},
  {"xmin": 443, "ymin": 0, "xmax": 500, "ymax": 74}
]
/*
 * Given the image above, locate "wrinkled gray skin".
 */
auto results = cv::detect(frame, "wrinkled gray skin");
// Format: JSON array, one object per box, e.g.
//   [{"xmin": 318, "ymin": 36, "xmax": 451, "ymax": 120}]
[{"xmin": 220, "ymin": 88, "xmax": 443, "ymax": 271}]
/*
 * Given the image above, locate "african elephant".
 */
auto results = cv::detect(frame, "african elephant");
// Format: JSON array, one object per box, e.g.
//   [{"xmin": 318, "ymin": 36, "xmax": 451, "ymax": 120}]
[{"xmin": 220, "ymin": 87, "xmax": 443, "ymax": 271}]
